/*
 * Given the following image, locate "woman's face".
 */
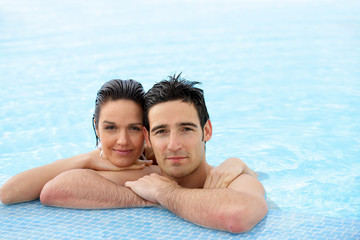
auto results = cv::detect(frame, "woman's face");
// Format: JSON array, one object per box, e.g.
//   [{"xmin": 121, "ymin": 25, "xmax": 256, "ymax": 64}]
[{"xmin": 96, "ymin": 99, "xmax": 144, "ymax": 167}]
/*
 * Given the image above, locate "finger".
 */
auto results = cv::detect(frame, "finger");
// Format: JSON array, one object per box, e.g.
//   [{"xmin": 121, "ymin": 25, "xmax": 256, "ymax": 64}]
[
  {"xmin": 135, "ymin": 159, "xmax": 144, "ymax": 164},
  {"xmin": 116, "ymin": 164, "xmax": 145, "ymax": 171},
  {"xmin": 128, "ymin": 164, "xmax": 146, "ymax": 170},
  {"xmin": 245, "ymin": 168, "xmax": 258, "ymax": 178},
  {"xmin": 105, "ymin": 165, "xmax": 125, "ymax": 171},
  {"xmin": 220, "ymin": 175, "xmax": 237, "ymax": 188},
  {"xmin": 143, "ymin": 160, "xmax": 153, "ymax": 166},
  {"xmin": 149, "ymin": 173, "xmax": 161, "ymax": 177},
  {"xmin": 135, "ymin": 159, "xmax": 153, "ymax": 166},
  {"xmin": 207, "ymin": 172, "xmax": 221, "ymax": 189},
  {"xmin": 124, "ymin": 181, "xmax": 134, "ymax": 188},
  {"xmin": 210, "ymin": 172, "xmax": 222, "ymax": 189},
  {"xmin": 203, "ymin": 175, "xmax": 212, "ymax": 188},
  {"xmin": 215, "ymin": 175, "xmax": 226, "ymax": 189}
]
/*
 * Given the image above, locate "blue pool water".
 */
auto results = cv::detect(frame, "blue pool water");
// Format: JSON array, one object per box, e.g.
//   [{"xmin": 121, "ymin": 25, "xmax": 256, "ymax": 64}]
[{"xmin": 0, "ymin": 0, "xmax": 359, "ymax": 238}]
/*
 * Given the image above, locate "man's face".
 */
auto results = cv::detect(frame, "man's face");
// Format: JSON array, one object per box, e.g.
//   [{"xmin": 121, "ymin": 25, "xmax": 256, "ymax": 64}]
[{"xmin": 144, "ymin": 100, "xmax": 212, "ymax": 178}]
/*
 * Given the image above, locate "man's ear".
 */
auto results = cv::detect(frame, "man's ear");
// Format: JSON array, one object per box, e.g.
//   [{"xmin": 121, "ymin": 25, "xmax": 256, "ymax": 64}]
[
  {"xmin": 203, "ymin": 119, "xmax": 212, "ymax": 142},
  {"xmin": 143, "ymin": 127, "xmax": 152, "ymax": 147}
]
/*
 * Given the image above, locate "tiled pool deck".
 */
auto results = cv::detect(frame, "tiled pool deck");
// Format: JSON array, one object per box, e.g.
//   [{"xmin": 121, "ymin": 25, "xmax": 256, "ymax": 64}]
[{"xmin": 0, "ymin": 176, "xmax": 359, "ymax": 239}]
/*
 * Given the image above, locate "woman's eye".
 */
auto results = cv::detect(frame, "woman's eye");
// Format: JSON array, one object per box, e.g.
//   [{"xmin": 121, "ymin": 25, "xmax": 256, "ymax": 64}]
[
  {"xmin": 105, "ymin": 125, "xmax": 115, "ymax": 130},
  {"xmin": 130, "ymin": 126, "xmax": 141, "ymax": 131}
]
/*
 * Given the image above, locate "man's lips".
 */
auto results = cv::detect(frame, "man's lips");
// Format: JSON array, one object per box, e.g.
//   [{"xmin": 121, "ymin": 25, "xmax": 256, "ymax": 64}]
[{"xmin": 166, "ymin": 156, "xmax": 187, "ymax": 162}]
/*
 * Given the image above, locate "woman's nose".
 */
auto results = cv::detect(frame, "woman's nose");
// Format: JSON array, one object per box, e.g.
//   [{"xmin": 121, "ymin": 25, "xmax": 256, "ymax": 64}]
[{"xmin": 117, "ymin": 130, "xmax": 129, "ymax": 145}]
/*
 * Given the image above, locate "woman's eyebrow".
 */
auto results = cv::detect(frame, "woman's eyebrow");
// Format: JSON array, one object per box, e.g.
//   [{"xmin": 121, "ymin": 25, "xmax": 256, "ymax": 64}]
[
  {"xmin": 102, "ymin": 120, "xmax": 115, "ymax": 124},
  {"xmin": 103, "ymin": 121, "xmax": 143, "ymax": 126},
  {"xmin": 129, "ymin": 122, "xmax": 143, "ymax": 126}
]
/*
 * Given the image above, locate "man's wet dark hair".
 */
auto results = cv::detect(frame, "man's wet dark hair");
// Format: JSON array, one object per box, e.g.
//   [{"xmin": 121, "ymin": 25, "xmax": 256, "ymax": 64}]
[
  {"xmin": 93, "ymin": 79, "xmax": 145, "ymax": 146},
  {"xmin": 144, "ymin": 73, "xmax": 209, "ymax": 131}
]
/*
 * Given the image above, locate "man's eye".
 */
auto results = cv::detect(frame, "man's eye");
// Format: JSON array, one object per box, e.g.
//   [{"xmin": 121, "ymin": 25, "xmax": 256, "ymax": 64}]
[
  {"xmin": 155, "ymin": 129, "xmax": 166, "ymax": 135},
  {"xmin": 183, "ymin": 127, "xmax": 193, "ymax": 132},
  {"xmin": 105, "ymin": 126, "xmax": 115, "ymax": 130}
]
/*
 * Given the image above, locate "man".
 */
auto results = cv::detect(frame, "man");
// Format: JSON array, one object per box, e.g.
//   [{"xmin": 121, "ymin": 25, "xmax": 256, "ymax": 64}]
[{"xmin": 125, "ymin": 74, "xmax": 268, "ymax": 233}]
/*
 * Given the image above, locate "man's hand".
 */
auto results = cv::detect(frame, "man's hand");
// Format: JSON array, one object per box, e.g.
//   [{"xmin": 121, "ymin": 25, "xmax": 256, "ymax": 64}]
[
  {"xmin": 125, "ymin": 173, "xmax": 178, "ymax": 203},
  {"xmin": 204, "ymin": 157, "xmax": 257, "ymax": 189}
]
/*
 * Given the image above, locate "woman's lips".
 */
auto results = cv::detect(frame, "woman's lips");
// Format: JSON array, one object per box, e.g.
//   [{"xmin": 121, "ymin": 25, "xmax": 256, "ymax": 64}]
[{"xmin": 113, "ymin": 149, "xmax": 132, "ymax": 156}]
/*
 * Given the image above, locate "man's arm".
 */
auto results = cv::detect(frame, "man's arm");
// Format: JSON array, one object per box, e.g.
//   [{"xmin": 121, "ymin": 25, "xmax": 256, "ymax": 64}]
[
  {"xmin": 204, "ymin": 157, "xmax": 258, "ymax": 189},
  {"xmin": 125, "ymin": 173, "xmax": 268, "ymax": 233},
  {"xmin": 40, "ymin": 166, "xmax": 160, "ymax": 209}
]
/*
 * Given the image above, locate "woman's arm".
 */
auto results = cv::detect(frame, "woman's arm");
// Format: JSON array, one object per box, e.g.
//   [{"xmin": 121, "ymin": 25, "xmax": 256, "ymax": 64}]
[
  {"xmin": 0, "ymin": 149, "xmax": 151, "ymax": 204},
  {"xmin": 0, "ymin": 153, "xmax": 90, "ymax": 204}
]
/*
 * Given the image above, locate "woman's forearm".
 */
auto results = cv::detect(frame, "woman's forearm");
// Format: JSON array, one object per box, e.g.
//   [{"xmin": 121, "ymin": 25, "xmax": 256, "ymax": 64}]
[{"xmin": 0, "ymin": 154, "xmax": 90, "ymax": 204}]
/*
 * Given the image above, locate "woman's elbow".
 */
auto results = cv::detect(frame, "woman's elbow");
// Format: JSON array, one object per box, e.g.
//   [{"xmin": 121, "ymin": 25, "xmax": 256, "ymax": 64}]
[
  {"xmin": 0, "ymin": 186, "xmax": 12, "ymax": 204},
  {"xmin": 0, "ymin": 183, "xmax": 22, "ymax": 204}
]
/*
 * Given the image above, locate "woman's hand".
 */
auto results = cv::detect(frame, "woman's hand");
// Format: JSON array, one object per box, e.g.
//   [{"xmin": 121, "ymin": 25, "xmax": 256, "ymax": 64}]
[
  {"xmin": 119, "ymin": 159, "xmax": 153, "ymax": 170},
  {"xmin": 87, "ymin": 149, "xmax": 152, "ymax": 171},
  {"xmin": 204, "ymin": 157, "xmax": 257, "ymax": 189}
]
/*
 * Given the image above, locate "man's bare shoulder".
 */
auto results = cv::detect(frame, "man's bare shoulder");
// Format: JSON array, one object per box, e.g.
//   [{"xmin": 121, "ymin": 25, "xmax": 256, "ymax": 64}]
[{"xmin": 97, "ymin": 165, "xmax": 161, "ymax": 186}]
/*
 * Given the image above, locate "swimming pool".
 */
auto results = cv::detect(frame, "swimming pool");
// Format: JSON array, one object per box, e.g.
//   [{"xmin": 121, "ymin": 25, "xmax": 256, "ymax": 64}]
[{"xmin": 1, "ymin": 0, "xmax": 359, "ymax": 238}]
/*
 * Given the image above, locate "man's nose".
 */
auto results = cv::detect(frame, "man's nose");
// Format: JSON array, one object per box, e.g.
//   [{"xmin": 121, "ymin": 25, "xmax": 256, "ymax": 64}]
[{"xmin": 167, "ymin": 132, "xmax": 181, "ymax": 151}]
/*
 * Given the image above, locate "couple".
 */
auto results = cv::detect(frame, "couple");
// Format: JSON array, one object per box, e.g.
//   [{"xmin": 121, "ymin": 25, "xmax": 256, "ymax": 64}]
[{"xmin": 0, "ymin": 74, "xmax": 268, "ymax": 233}]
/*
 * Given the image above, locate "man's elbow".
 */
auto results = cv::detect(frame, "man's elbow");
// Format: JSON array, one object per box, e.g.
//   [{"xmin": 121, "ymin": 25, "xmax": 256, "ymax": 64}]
[
  {"xmin": 40, "ymin": 182, "xmax": 67, "ymax": 206},
  {"xmin": 223, "ymin": 202, "xmax": 268, "ymax": 233}
]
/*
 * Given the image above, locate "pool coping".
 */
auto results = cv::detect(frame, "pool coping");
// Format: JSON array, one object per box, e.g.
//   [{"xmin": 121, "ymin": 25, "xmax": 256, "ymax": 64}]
[{"xmin": 1, "ymin": 199, "xmax": 359, "ymax": 239}]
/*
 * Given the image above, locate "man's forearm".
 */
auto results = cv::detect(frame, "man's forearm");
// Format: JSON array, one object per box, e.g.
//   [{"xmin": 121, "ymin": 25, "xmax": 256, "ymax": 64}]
[
  {"xmin": 156, "ymin": 186, "xmax": 266, "ymax": 233},
  {"xmin": 40, "ymin": 169, "xmax": 154, "ymax": 209},
  {"xmin": 125, "ymin": 173, "xmax": 267, "ymax": 232}
]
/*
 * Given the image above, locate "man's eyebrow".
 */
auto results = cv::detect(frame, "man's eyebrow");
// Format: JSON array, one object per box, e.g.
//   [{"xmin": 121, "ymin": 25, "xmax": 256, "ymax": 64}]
[
  {"xmin": 178, "ymin": 122, "xmax": 198, "ymax": 128},
  {"xmin": 150, "ymin": 122, "xmax": 199, "ymax": 133},
  {"xmin": 151, "ymin": 124, "xmax": 168, "ymax": 133}
]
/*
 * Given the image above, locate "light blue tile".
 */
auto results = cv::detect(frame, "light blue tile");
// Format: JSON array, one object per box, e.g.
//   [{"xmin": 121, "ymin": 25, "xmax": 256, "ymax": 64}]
[{"xmin": 2, "ymin": 200, "xmax": 358, "ymax": 239}]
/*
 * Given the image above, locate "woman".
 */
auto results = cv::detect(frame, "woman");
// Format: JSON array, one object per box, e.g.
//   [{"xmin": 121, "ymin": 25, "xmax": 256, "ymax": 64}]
[{"xmin": 0, "ymin": 79, "xmax": 255, "ymax": 206}]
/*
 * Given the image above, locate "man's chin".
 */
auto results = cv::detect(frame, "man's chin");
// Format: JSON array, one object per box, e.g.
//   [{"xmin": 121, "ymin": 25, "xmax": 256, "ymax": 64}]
[{"xmin": 163, "ymin": 168, "xmax": 189, "ymax": 179}]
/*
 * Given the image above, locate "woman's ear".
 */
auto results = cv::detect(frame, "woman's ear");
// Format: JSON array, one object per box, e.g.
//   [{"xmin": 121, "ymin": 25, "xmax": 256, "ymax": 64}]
[
  {"xmin": 203, "ymin": 119, "xmax": 213, "ymax": 142},
  {"xmin": 143, "ymin": 127, "xmax": 151, "ymax": 147},
  {"xmin": 94, "ymin": 118, "xmax": 100, "ymax": 138}
]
